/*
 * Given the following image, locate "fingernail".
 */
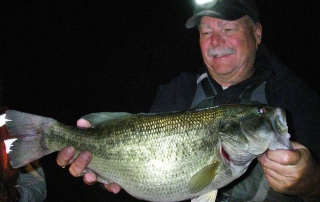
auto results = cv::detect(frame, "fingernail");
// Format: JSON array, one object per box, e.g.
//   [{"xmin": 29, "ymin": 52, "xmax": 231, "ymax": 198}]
[
  {"xmin": 81, "ymin": 152, "xmax": 90, "ymax": 162},
  {"xmin": 85, "ymin": 174, "xmax": 96, "ymax": 185},
  {"xmin": 66, "ymin": 146, "xmax": 75, "ymax": 156},
  {"xmin": 111, "ymin": 184, "xmax": 120, "ymax": 194}
]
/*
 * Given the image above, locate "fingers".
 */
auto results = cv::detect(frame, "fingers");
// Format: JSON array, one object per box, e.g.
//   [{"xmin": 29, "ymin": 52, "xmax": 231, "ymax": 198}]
[
  {"xmin": 260, "ymin": 149, "xmax": 302, "ymax": 167},
  {"xmin": 258, "ymin": 149, "xmax": 304, "ymax": 180},
  {"xmin": 57, "ymin": 147, "xmax": 96, "ymax": 185},
  {"xmin": 83, "ymin": 172, "xmax": 97, "ymax": 185},
  {"xmin": 77, "ymin": 118, "xmax": 92, "ymax": 128},
  {"xmin": 56, "ymin": 118, "xmax": 91, "ymax": 167},
  {"xmin": 69, "ymin": 151, "xmax": 92, "ymax": 177},
  {"xmin": 56, "ymin": 146, "xmax": 76, "ymax": 167},
  {"xmin": 57, "ymin": 119, "xmax": 121, "ymax": 191},
  {"xmin": 103, "ymin": 183, "xmax": 121, "ymax": 194},
  {"xmin": 258, "ymin": 141, "xmax": 307, "ymax": 167},
  {"xmin": 257, "ymin": 141, "xmax": 319, "ymax": 196},
  {"xmin": 258, "ymin": 154, "xmax": 299, "ymax": 195},
  {"xmin": 57, "ymin": 119, "xmax": 95, "ymax": 186},
  {"xmin": 262, "ymin": 168, "xmax": 296, "ymax": 194}
]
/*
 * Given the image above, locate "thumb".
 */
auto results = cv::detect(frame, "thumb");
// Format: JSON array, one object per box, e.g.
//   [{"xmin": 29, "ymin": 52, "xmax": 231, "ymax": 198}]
[{"xmin": 77, "ymin": 119, "xmax": 92, "ymax": 128}]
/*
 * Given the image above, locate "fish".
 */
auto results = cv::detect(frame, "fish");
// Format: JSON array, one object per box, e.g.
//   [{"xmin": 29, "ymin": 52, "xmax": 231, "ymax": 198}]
[{"xmin": 1, "ymin": 104, "xmax": 292, "ymax": 202}]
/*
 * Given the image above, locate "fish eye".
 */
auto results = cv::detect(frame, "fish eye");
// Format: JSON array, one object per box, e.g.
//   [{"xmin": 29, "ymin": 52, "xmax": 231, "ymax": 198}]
[{"xmin": 258, "ymin": 107, "xmax": 267, "ymax": 114}]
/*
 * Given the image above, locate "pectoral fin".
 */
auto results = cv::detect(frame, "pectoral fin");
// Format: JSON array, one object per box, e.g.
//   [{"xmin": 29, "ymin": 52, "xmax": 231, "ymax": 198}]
[
  {"xmin": 188, "ymin": 162, "xmax": 220, "ymax": 193},
  {"xmin": 191, "ymin": 190, "xmax": 218, "ymax": 202}
]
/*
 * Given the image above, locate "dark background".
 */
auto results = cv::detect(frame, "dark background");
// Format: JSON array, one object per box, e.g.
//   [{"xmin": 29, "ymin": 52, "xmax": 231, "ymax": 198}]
[{"xmin": 0, "ymin": 0, "xmax": 319, "ymax": 201}]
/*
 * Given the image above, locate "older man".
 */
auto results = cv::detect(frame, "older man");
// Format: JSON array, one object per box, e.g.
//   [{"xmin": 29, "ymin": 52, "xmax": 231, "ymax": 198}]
[{"xmin": 57, "ymin": 0, "xmax": 320, "ymax": 201}]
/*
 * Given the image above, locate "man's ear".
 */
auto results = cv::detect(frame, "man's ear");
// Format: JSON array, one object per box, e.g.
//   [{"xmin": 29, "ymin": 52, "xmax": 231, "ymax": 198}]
[{"xmin": 254, "ymin": 22, "xmax": 263, "ymax": 47}]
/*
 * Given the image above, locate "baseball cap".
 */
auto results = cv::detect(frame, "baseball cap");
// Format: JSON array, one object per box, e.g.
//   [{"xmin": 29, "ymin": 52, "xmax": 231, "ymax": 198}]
[{"xmin": 185, "ymin": 0, "xmax": 259, "ymax": 28}]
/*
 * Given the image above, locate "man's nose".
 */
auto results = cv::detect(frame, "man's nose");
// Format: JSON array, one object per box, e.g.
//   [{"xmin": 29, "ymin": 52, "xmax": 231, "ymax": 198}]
[{"xmin": 210, "ymin": 33, "xmax": 225, "ymax": 46}]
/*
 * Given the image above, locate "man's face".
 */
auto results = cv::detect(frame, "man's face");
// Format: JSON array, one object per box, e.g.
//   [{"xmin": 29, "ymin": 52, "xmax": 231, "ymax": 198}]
[{"xmin": 199, "ymin": 16, "xmax": 262, "ymax": 86}]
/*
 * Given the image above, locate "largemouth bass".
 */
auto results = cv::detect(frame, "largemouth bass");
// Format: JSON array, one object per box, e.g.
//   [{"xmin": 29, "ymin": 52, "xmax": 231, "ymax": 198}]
[{"xmin": 1, "ymin": 104, "xmax": 292, "ymax": 202}]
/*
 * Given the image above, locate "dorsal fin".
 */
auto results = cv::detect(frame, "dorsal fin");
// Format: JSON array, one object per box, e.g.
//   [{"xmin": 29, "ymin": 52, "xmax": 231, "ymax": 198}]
[{"xmin": 81, "ymin": 112, "xmax": 133, "ymax": 128}]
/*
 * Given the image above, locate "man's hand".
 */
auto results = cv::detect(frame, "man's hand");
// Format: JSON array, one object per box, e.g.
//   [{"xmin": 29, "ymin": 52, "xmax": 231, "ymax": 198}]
[
  {"xmin": 56, "ymin": 118, "xmax": 121, "ymax": 194},
  {"xmin": 258, "ymin": 141, "xmax": 320, "ymax": 201}
]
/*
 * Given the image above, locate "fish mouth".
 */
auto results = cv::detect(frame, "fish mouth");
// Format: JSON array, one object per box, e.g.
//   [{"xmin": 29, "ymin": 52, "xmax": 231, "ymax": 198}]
[
  {"xmin": 274, "ymin": 108, "xmax": 288, "ymax": 135},
  {"xmin": 269, "ymin": 108, "xmax": 293, "ymax": 150},
  {"xmin": 238, "ymin": 107, "xmax": 292, "ymax": 155}
]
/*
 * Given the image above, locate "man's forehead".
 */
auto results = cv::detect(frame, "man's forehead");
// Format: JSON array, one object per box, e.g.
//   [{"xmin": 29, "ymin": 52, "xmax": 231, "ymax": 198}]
[{"xmin": 199, "ymin": 16, "xmax": 241, "ymax": 27}]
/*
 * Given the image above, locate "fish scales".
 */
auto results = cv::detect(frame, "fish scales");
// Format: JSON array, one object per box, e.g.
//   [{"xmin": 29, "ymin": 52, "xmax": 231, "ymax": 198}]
[
  {"xmin": 3, "ymin": 105, "xmax": 292, "ymax": 201},
  {"xmin": 36, "ymin": 109, "xmax": 220, "ymax": 200}
]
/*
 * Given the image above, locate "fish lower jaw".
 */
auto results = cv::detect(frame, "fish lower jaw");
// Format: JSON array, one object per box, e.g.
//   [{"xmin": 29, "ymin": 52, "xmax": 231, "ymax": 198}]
[{"xmin": 256, "ymin": 151, "xmax": 267, "ymax": 158}]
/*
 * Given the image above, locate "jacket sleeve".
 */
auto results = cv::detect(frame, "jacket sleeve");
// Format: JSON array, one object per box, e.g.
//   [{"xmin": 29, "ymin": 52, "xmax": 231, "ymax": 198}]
[
  {"xmin": 16, "ymin": 161, "xmax": 47, "ymax": 202},
  {"xmin": 149, "ymin": 72, "xmax": 197, "ymax": 113}
]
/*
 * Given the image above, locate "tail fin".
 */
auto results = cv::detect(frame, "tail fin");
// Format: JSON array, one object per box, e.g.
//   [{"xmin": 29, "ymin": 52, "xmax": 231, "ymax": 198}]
[{"xmin": 4, "ymin": 110, "xmax": 58, "ymax": 168}]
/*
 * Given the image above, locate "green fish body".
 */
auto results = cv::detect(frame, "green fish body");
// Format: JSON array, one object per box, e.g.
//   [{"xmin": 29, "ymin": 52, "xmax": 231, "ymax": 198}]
[{"xmin": 4, "ymin": 104, "xmax": 292, "ymax": 202}]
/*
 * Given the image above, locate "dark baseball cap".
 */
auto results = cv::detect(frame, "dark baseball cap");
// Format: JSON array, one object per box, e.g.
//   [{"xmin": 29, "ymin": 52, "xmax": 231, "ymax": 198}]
[{"xmin": 185, "ymin": 0, "xmax": 259, "ymax": 28}]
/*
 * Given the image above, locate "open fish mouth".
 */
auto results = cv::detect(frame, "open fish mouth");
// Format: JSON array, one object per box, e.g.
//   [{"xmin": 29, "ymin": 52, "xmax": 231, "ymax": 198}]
[
  {"xmin": 269, "ymin": 107, "xmax": 293, "ymax": 150},
  {"xmin": 274, "ymin": 108, "xmax": 289, "ymax": 135},
  {"xmin": 219, "ymin": 106, "xmax": 292, "ymax": 167}
]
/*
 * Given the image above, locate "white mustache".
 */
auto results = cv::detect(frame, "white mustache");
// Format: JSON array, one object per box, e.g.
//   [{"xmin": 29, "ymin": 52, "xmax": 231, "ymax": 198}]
[{"xmin": 207, "ymin": 47, "xmax": 236, "ymax": 57}]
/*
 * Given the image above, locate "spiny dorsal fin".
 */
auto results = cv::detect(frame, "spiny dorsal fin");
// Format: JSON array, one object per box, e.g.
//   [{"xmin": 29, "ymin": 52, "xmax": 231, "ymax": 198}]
[
  {"xmin": 188, "ymin": 161, "xmax": 220, "ymax": 193},
  {"xmin": 81, "ymin": 112, "xmax": 133, "ymax": 128}
]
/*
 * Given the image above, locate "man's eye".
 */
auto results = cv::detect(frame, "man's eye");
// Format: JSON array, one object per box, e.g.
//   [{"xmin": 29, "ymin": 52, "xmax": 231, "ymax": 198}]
[
  {"xmin": 224, "ymin": 28, "xmax": 233, "ymax": 32},
  {"xmin": 202, "ymin": 31, "xmax": 211, "ymax": 35},
  {"xmin": 200, "ymin": 30, "xmax": 211, "ymax": 35}
]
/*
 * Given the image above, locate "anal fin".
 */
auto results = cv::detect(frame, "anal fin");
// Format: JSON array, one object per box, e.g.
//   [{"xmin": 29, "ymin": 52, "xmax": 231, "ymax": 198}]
[{"xmin": 191, "ymin": 190, "xmax": 218, "ymax": 202}]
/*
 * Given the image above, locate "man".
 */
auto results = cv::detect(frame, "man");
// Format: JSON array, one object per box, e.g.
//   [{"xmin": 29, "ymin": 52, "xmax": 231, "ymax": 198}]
[{"xmin": 57, "ymin": 0, "xmax": 320, "ymax": 201}]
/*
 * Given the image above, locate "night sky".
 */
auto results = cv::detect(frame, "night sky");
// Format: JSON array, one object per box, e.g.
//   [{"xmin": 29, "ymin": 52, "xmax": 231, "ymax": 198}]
[{"xmin": 1, "ymin": 0, "xmax": 320, "ymax": 201}]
